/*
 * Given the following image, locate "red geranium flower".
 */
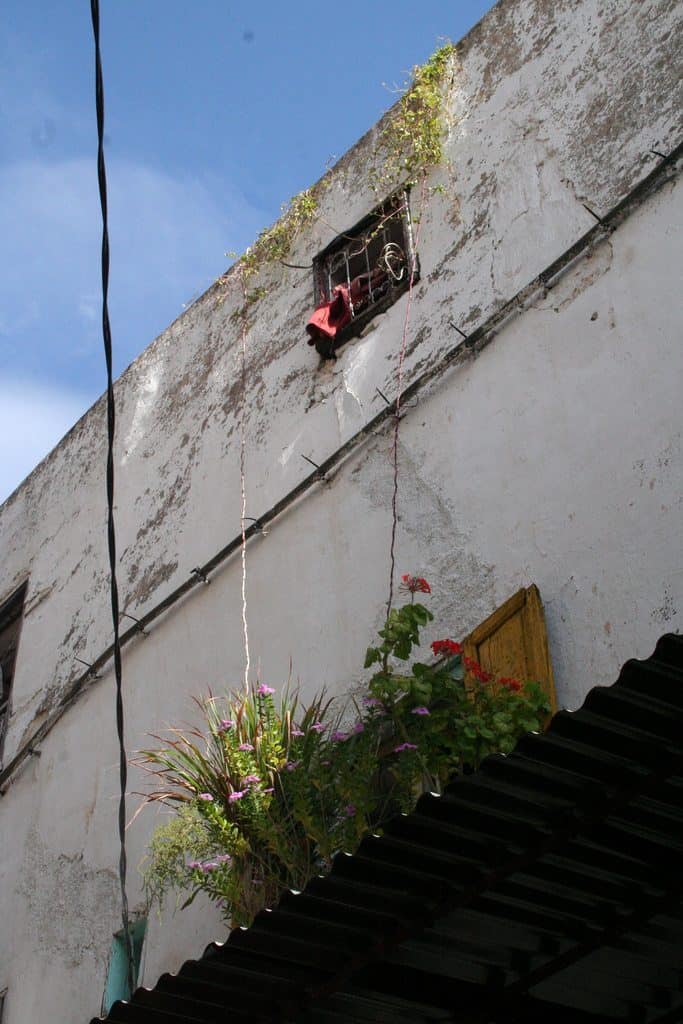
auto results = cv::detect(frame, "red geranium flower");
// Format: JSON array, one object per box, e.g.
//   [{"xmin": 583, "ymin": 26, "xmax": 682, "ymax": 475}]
[
  {"xmin": 499, "ymin": 677, "xmax": 522, "ymax": 692},
  {"xmin": 400, "ymin": 574, "xmax": 431, "ymax": 594},
  {"xmin": 463, "ymin": 656, "xmax": 492, "ymax": 683},
  {"xmin": 431, "ymin": 638, "xmax": 462, "ymax": 657}
]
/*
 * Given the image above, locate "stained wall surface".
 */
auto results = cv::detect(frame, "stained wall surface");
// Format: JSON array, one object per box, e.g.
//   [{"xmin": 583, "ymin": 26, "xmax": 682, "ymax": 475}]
[{"xmin": 0, "ymin": 1, "xmax": 681, "ymax": 1021}]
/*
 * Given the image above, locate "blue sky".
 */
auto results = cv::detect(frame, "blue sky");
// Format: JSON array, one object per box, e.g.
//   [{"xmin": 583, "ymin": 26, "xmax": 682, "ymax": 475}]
[{"xmin": 0, "ymin": 1, "xmax": 495, "ymax": 503}]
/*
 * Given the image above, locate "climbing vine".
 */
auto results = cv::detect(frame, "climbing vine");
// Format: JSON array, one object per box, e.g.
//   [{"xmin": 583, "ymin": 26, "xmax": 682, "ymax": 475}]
[
  {"xmin": 239, "ymin": 186, "xmax": 320, "ymax": 281},
  {"xmin": 370, "ymin": 41, "xmax": 456, "ymax": 195},
  {"xmin": 217, "ymin": 41, "xmax": 455, "ymax": 302},
  {"xmin": 229, "ymin": 285, "xmax": 267, "ymax": 324},
  {"xmin": 217, "ymin": 186, "xmax": 321, "ymax": 313}
]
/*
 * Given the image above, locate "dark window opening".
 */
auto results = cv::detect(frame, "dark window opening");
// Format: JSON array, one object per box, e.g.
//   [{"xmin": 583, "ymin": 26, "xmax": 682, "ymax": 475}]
[
  {"xmin": 307, "ymin": 189, "xmax": 419, "ymax": 358},
  {"xmin": 0, "ymin": 582, "xmax": 27, "ymax": 764}
]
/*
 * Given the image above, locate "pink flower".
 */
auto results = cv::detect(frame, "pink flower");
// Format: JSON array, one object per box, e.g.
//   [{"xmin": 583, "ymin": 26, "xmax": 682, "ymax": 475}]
[
  {"xmin": 310, "ymin": 721, "xmax": 327, "ymax": 733},
  {"xmin": 198, "ymin": 792, "xmax": 214, "ymax": 801},
  {"xmin": 228, "ymin": 790, "xmax": 246, "ymax": 803},
  {"xmin": 345, "ymin": 804, "xmax": 356, "ymax": 817},
  {"xmin": 362, "ymin": 697, "xmax": 383, "ymax": 708},
  {"xmin": 411, "ymin": 706, "xmax": 430, "ymax": 716},
  {"xmin": 256, "ymin": 684, "xmax": 275, "ymax": 696},
  {"xmin": 262, "ymin": 787, "xmax": 274, "ymax": 793},
  {"xmin": 394, "ymin": 742, "xmax": 418, "ymax": 753},
  {"xmin": 285, "ymin": 761, "xmax": 300, "ymax": 772},
  {"xmin": 331, "ymin": 730, "xmax": 348, "ymax": 742},
  {"xmin": 218, "ymin": 719, "xmax": 234, "ymax": 733},
  {"xmin": 352, "ymin": 721, "xmax": 364, "ymax": 734},
  {"xmin": 243, "ymin": 774, "xmax": 260, "ymax": 785},
  {"xmin": 291, "ymin": 728, "xmax": 305, "ymax": 738},
  {"xmin": 238, "ymin": 743, "xmax": 254, "ymax": 752}
]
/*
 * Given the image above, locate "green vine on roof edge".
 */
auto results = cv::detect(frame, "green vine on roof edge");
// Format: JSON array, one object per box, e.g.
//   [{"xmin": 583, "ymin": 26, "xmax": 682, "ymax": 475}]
[
  {"xmin": 221, "ymin": 40, "xmax": 455, "ymax": 299},
  {"xmin": 370, "ymin": 40, "xmax": 456, "ymax": 195}
]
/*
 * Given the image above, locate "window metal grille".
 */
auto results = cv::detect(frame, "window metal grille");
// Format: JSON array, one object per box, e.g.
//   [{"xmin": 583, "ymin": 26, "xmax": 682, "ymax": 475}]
[{"xmin": 311, "ymin": 189, "xmax": 418, "ymax": 355}]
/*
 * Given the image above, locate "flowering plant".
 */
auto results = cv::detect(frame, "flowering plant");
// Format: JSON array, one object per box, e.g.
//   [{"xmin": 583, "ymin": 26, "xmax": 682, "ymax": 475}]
[
  {"xmin": 400, "ymin": 573, "xmax": 431, "ymax": 594},
  {"xmin": 139, "ymin": 579, "xmax": 549, "ymax": 926},
  {"xmin": 362, "ymin": 587, "xmax": 548, "ymax": 782}
]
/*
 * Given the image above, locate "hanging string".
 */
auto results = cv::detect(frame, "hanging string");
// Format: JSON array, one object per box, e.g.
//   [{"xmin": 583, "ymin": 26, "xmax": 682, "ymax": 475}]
[
  {"xmin": 89, "ymin": 0, "xmax": 135, "ymax": 997},
  {"xmin": 387, "ymin": 174, "xmax": 428, "ymax": 618},
  {"xmin": 238, "ymin": 276, "xmax": 251, "ymax": 689}
]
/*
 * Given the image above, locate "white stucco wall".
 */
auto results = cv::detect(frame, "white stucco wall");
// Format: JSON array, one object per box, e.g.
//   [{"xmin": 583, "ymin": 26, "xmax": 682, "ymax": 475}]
[{"xmin": 0, "ymin": 1, "xmax": 681, "ymax": 1021}]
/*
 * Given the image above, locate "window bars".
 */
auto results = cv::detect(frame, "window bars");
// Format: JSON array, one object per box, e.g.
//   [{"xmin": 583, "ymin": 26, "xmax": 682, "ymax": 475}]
[{"xmin": 311, "ymin": 189, "xmax": 419, "ymax": 354}]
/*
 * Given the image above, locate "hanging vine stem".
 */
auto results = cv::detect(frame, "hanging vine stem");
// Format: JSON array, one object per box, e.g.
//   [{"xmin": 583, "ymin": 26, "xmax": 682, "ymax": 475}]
[
  {"xmin": 238, "ymin": 273, "xmax": 252, "ymax": 688},
  {"xmin": 387, "ymin": 174, "xmax": 428, "ymax": 618}
]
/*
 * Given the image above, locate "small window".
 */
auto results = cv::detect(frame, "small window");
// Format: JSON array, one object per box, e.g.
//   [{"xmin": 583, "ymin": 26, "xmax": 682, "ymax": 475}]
[
  {"xmin": 0, "ymin": 988, "xmax": 6, "ymax": 1023},
  {"xmin": 0, "ymin": 582, "xmax": 27, "ymax": 765},
  {"xmin": 307, "ymin": 189, "xmax": 419, "ymax": 357},
  {"xmin": 463, "ymin": 585, "xmax": 558, "ymax": 715},
  {"xmin": 102, "ymin": 919, "xmax": 146, "ymax": 1013}
]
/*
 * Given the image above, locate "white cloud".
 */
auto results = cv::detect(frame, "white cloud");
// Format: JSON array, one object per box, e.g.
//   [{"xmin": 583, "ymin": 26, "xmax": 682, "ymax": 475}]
[
  {"xmin": 0, "ymin": 157, "xmax": 264, "ymax": 375},
  {"xmin": 0, "ymin": 33, "xmax": 266, "ymax": 505},
  {"xmin": 0, "ymin": 377, "xmax": 92, "ymax": 504},
  {"xmin": 77, "ymin": 295, "xmax": 98, "ymax": 323},
  {"xmin": 0, "ymin": 156, "xmax": 266, "ymax": 502}
]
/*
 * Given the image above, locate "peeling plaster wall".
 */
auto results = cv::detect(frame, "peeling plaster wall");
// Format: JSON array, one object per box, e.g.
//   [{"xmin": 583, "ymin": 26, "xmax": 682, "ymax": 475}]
[{"xmin": 0, "ymin": 2, "xmax": 681, "ymax": 1021}]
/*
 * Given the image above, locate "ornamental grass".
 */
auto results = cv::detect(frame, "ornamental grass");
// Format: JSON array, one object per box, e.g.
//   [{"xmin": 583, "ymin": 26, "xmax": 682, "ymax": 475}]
[{"xmin": 138, "ymin": 580, "xmax": 549, "ymax": 927}]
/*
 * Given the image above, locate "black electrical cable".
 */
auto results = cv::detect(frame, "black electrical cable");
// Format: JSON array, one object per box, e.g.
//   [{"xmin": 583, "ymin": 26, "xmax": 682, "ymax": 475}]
[{"xmin": 90, "ymin": 0, "xmax": 135, "ymax": 998}]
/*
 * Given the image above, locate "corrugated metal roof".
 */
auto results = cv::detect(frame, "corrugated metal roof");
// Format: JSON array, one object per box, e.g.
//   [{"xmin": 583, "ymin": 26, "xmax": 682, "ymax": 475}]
[{"xmin": 94, "ymin": 633, "xmax": 683, "ymax": 1023}]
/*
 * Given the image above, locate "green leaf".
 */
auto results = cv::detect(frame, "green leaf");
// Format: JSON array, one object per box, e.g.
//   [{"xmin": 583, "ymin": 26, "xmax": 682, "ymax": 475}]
[
  {"xmin": 411, "ymin": 604, "xmax": 432, "ymax": 625},
  {"xmin": 394, "ymin": 638, "xmax": 412, "ymax": 660},
  {"xmin": 180, "ymin": 889, "xmax": 201, "ymax": 911},
  {"xmin": 410, "ymin": 682, "xmax": 432, "ymax": 704},
  {"xmin": 364, "ymin": 647, "xmax": 381, "ymax": 669}
]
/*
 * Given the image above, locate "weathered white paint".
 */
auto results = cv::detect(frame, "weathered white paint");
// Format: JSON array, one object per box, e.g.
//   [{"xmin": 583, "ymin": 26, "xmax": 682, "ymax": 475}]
[{"xmin": 0, "ymin": 1, "xmax": 681, "ymax": 1020}]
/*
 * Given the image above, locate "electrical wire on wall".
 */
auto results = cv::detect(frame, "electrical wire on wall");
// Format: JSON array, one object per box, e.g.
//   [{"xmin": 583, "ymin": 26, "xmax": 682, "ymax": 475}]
[
  {"xmin": 386, "ymin": 175, "xmax": 428, "ymax": 616},
  {"xmin": 89, "ymin": 0, "xmax": 136, "ymax": 996},
  {"xmin": 238, "ymin": 274, "xmax": 252, "ymax": 689}
]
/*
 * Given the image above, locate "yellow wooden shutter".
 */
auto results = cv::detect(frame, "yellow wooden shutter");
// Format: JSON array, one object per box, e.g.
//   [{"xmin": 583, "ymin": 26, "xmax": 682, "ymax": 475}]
[{"xmin": 463, "ymin": 584, "xmax": 557, "ymax": 715}]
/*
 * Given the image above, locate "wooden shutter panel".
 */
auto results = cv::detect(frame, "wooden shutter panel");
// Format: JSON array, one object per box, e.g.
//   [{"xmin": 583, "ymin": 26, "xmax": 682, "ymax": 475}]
[{"xmin": 463, "ymin": 584, "xmax": 557, "ymax": 715}]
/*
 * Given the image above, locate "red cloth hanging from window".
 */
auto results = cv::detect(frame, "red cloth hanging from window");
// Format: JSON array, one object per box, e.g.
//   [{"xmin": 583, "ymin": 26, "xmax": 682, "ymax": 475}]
[
  {"xmin": 306, "ymin": 284, "xmax": 352, "ymax": 343},
  {"xmin": 306, "ymin": 268, "xmax": 386, "ymax": 345}
]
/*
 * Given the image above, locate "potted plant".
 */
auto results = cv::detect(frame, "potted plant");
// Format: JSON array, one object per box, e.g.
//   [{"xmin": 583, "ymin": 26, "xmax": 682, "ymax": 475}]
[{"xmin": 138, "ymin": 576, "xmax": 549, "ymax": 926}]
